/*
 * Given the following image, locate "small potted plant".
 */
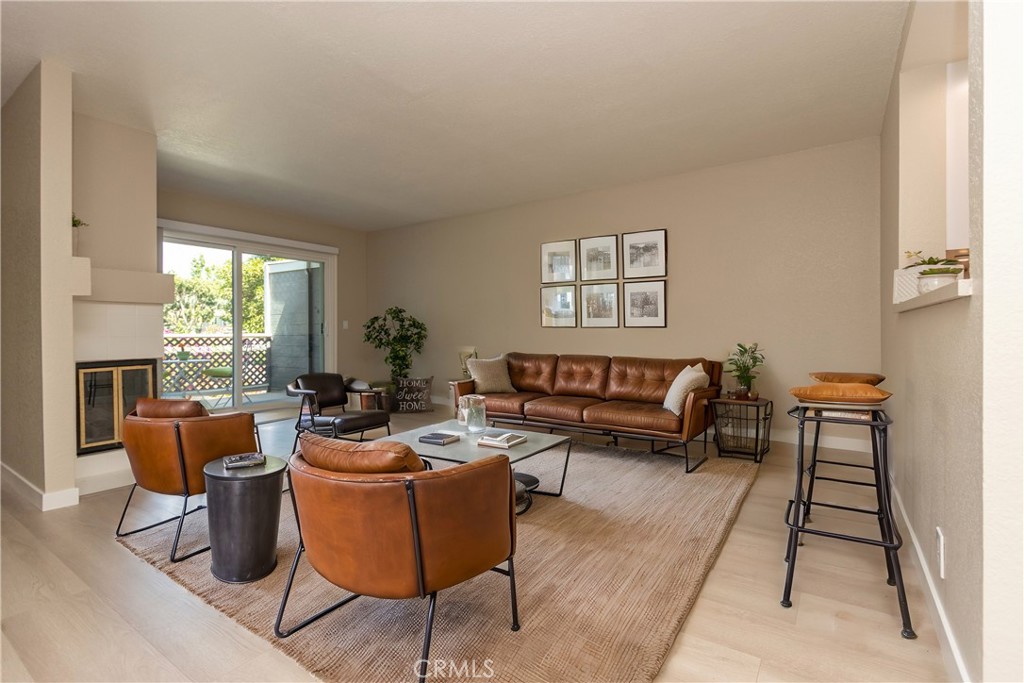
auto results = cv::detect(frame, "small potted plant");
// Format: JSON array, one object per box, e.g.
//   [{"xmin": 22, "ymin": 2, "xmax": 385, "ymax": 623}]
[
  {"xmin": 726, "ymin": 342, "xmax": 765, "ymax": 400},
  {"xmin": 363, "ymin": 307, "xmax": 429, "ymax": 412},
  {"xmin": 903, "ymin": 251, "xmax": 963, "ymax": 294}
]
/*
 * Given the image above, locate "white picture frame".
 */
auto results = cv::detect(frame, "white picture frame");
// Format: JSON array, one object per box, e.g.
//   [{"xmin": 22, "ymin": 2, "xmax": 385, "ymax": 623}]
[
  {"xmin": 623, "ymin": 280, "xmax": 666, "ymax": 327},
  {"xmin": 622, "ymin": 229, "xmax": 667, "ymax": 279},
  {"xmin": 581, "ymin": 284, "xmax": 619, "ymax": 328},
  {"xmin": 579, "ymin": 235, "xmax": 618, "ymax": 281},
  {"xmin": 541, "ymin": 240, "xmax": 577, "ymax": 283},
  {"xmin": 540, "ymin": 285, "xmax": 577, "ymax": 327}
]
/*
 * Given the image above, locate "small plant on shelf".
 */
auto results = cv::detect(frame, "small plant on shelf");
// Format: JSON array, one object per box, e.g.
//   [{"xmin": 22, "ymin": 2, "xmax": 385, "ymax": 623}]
[
  {"xmin": 902, "ymin": 251, "xmax": 960, "ymax": 270},
  {"xmin": 726, "ymin": 342, "xmax": 765, "ymax": 399}
]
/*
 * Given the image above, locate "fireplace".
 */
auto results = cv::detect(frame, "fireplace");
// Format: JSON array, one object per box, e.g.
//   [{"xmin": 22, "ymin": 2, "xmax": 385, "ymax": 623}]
[{"xmin": 76, "ymin": 359, "xmax": 157, "ymax": 455}]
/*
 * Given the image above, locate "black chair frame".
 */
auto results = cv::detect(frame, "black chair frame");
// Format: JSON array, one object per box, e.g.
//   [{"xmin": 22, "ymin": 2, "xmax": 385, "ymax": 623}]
[
  {"xmin": 115, "ymin": 423, "xmax": 262, "ymax": 562},
  {"xmin": 274, "ymin": 473, "xmax": 519, "ymax": 683}
]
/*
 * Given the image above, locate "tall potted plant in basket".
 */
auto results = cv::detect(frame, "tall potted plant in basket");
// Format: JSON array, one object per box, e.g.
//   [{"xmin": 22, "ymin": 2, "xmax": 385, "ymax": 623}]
[
  {"xmin": 726, "ymin": 342, "xmax": 766, "ymax": 400},
  {"xmin": 363, "ymin": 307, "xmax": 429, "ymax": 412}
]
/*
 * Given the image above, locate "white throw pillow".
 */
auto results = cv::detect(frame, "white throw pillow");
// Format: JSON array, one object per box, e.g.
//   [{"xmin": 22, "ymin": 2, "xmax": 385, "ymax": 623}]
[
  {"xmin": 466, "ymin": 355, "xmax": 515, "ymax": 394},
  {"xmin": 663, "ymin": 364, "xmax": 710, "ymax": 416}
]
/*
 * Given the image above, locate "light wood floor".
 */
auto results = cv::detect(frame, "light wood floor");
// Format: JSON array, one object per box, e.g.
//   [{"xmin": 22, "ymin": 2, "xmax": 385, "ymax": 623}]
[{"xmin": 1, "ymin": 408, "xmax": 949, "ymax": 682}]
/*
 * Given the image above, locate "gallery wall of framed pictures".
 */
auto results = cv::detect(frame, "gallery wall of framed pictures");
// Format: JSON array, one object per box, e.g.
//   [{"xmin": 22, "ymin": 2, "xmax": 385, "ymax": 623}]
[{"xmin": 539, "ymin": 228, "xmax": 667, "ymax": 328}]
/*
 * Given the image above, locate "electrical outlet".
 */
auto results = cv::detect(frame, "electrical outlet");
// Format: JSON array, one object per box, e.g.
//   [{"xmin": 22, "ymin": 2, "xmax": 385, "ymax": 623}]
[
  {"xmin": 936, "ymin": 527, "xmax": 946, "ymax": 580},
  {"xmin": 342, "ymin": 320, "xmax": 349, "ymax": 330}
]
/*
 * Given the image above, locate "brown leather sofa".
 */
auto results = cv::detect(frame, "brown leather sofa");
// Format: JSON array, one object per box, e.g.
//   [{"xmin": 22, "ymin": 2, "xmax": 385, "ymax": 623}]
[{"xmin": 451, "ymin": 353, "xmax": 722, "ymax": 472}]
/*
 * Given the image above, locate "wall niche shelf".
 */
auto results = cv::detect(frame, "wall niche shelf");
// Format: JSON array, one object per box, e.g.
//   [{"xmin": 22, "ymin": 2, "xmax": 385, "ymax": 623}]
[{"xmin": 894, "ymin": 279, "xmax": 972, "ymax": 313}]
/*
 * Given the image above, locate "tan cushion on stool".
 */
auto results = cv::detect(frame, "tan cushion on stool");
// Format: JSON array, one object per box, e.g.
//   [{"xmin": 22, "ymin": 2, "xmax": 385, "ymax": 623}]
[
  {"xmin": 298, "ymin": 433, "xmax": 425, "ymax": 473},
  {"xmin": 809, "ymin": 371, "xmax": 886, "ymax": 386},
  {"xmin": 790, "ymin": 382, "xmax": 892, "ymax": 404}
]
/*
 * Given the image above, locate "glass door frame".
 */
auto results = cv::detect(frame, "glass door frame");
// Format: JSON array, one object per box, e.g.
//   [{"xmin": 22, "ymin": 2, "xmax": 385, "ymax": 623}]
[{"xmin": 158, "ymin": 218, "xmax": 338, "ymax": 411}]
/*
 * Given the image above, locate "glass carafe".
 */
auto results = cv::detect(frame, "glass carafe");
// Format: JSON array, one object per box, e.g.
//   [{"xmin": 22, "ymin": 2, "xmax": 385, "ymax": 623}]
[{"xmin": 464, "ymin": 394, "xmax": 487, "ymax": 433}]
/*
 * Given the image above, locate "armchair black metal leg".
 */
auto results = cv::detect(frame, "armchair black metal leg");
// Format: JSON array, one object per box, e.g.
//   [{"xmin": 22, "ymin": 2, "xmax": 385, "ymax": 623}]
[
  {"xmin": 418, "ymin": 592, "xmax": 438, "ymax": 683},
  {"xmin": 116, "ymin": 484, "xmax": 186, "ymax": 538},
  {"xmin": 169, "ymin": 494, "xmax": 211, "ymax": 562},
  {"xmin": 291, "ymin": 431, "xmax": 300, "ymax": 454},
  {"xmin": 508, "ymin": 557, "xmax": 520, "ymax": 631},
  {"xmin": 274, "ymin": 542, "xmax": 361, "ymax": 638}
]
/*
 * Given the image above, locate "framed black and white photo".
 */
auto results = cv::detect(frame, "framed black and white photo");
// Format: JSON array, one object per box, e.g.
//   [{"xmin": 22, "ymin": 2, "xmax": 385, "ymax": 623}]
[
  {"xmin": 622, "ymin": 229, "xmax": 667, "ymax": 279},
  {"xmin": 540, "ymin": 285, "xmax": 577, "ymax": 327},
  {"xmin": 581, "ymin": 284, "xmax": 619, "ymax": 327},
  {"xmin": 541, "ymin": 240, "xmax": 577, "ymax": 283},
  {"xmin": 623, "ymin": 280, "xmax": 666, "ymax": 327},
  {"xmin": 579, "ymin": 235, "xmax": 618, "ymax": 281}
]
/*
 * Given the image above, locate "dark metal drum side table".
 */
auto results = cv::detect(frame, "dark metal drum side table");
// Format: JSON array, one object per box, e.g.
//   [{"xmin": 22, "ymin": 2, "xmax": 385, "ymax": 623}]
[{"xmin": 203, "ymin": 455, "xmax": 287, "ymax": 583}]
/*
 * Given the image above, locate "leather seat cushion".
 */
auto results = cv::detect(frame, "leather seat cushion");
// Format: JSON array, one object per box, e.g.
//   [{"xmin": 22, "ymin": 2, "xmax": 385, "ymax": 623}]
[
  {"xmin": 299, "ymin": 433, "xmax": 425, "ymax": 472},
  {"xmin": 524, "ymin": 396, "xmax": 604, "ymax": 423},
  {"xmin": 583, "ymin": 400, "xmax": 683, "ymax": 433},
  {"xmin": 483, "ymin": 392, "xmax": 547, "ymax": 417},
  {"xmin": 328, "ymin": 409, "xmax": 390, "ymax": 433}
]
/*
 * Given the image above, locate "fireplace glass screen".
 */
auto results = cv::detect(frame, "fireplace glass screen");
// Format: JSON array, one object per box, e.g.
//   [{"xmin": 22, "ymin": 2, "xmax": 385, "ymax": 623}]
[{"xmin": 77, "ymin": 360, "xmax": 157, "ymax": 454}]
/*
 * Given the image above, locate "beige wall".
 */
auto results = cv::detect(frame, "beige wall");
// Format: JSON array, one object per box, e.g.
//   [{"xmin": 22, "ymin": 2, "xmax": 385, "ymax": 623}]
[
  {"xmin": 2, "ymin": 63, "xmax": 46, "ymax": 487},
  {"xmin": 0, "ymin": 61, "xmax": 79, "ymax": 507},
  {"xmin": 366, "ymin": 138, "xmax": 882, "ymax": 447},
  {"xmin": 156, "ymin": 188, "xmax": 371, "ymax": 378},
  {"xmin": 898, "ymin": 63, "xmax": 949, "ymax": 261},
  {"xmin": 73, "ymin": 114, "xmax": 158, "ymax": 271}
]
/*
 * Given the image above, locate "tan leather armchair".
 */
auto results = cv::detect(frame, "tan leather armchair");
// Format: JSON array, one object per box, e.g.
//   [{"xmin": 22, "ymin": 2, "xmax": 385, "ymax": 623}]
[
  {"xmin": 275, "ymin": 434, "xmax": 519, "ymax": 682},
  {"xmin": 118, "ymin": 398, "xmax": 260, "ymax": 562}
]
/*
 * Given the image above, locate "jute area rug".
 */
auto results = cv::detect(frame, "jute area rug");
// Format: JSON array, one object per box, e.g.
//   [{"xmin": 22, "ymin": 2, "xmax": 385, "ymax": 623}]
[{"xmin": 118, "ymin": 443, "xmax": 757, "ymax": 682}]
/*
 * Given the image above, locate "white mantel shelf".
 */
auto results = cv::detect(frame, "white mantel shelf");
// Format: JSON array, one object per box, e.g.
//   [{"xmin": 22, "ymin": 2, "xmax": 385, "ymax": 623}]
[
  {"xmin": 74, "ymin": 265, "xmax": 175, "ymax": 305},
  {"xmin": 894, "ymin": 279, "xmax": 973, "ymax": 313}
]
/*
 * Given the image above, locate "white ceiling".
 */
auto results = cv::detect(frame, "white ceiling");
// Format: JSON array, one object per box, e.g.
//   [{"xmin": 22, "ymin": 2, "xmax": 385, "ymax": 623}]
[{"xmin": 2, "ymin": 1, "xmax": 909, "ymax": 231}]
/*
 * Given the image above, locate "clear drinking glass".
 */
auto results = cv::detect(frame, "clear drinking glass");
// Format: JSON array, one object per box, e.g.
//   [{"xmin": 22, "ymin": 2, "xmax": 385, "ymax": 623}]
[{"xmin": 465, "ymin": 394, "xmax": 487, "ymax": 433}]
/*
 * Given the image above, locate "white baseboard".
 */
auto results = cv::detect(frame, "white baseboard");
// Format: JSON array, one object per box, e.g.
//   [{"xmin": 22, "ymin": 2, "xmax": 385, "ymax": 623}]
[
  {"xmin": 890, "ymin": 481, "xmax": 972, "ymax": 682},
  {"xmin": 770, "ymin": 426, "xmax": 872, "ymax": 453},
  {"xmin": 1, "ymin": 462, "xmax": 80, "ymax": 510}
]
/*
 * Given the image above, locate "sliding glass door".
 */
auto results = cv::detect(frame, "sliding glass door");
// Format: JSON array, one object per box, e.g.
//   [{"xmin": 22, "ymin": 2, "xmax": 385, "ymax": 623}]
[{"xmin": 161, "ymin": 234, "xmax": 327, "ymax": 411}]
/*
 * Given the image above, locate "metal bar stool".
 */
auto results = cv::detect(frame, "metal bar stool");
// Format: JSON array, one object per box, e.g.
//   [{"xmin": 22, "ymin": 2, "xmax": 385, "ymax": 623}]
[{"xmin": 781, "ymin": 405, "xmax": 916, "ymax": 639}]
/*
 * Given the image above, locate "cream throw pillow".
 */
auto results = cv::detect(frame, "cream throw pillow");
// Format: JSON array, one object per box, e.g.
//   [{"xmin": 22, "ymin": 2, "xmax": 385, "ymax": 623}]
[
  {"xmin": 467, "ymin": 355, "xmax": 515, "ymax": 394},
  {"xmin": 663, "ymin": 364, "xmax": 710, "ymax": 416}
]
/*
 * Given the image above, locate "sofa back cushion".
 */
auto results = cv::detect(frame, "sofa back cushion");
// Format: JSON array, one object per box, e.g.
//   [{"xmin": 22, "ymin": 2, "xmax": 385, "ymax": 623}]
[
  {"xmin": 507, "ymin": 352, "xmax": 558, "ymax": 394},
  {"xmin": 606, "ymin": 357, "xmax": 708, "ymax": 403},
  {"xmin": 553, "ymin": 355, "xmax": 611, "ymax": 399}
]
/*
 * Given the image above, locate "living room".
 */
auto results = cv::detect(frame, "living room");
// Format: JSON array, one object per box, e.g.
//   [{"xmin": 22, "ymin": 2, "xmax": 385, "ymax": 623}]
[{"xmin": 1, "ymin": 2, "xmax": 1021, "ymax": 682}]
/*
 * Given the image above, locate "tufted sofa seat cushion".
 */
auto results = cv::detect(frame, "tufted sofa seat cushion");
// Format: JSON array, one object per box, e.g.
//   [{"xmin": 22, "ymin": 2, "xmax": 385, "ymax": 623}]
[
  {"xmin": 583, "ymin": 401, "xmax": 683, "ymax": 435},
  {"xmin": 524, "ymin": 396, "xmax": 604, "ymax": 423},
  {"xmin": 482, "ymin": 392, "xmax": 548, "ymax": 418}
]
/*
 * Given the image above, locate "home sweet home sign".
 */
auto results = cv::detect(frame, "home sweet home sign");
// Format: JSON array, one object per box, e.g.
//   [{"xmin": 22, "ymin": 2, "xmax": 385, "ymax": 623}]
[{"xmin": 394, "ymin": 377, "xmax": 433, "ymax": 412}]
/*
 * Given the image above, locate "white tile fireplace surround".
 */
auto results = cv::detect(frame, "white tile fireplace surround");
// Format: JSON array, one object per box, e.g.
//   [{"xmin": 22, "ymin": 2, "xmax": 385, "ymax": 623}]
[{"xmin": 73, "ymin": 300, "xmax": 166, "ymax": 494}]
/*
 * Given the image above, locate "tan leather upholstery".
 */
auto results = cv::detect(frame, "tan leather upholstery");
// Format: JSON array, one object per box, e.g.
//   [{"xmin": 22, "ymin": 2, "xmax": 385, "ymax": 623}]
[
  {"xmin": 450, "ymin": 353, "xmax": 723, "ymax": 451},
  {"xmin": 507, "ymin": 353, "xmax": 558, "ymax": 394},
  {"xmin": 552, "ymin": 355, "xmax": 610, "ymax": 398},
  {"xmin": 135, "ymin": 397, "xmax": 209, "ymax": 418},
  {"xmin": 288, "ymin": 448, "xmax": 516, "ymax": 599},
  {"xmin": 605, "ymin": 357, "xmax": 705, "ymax": 402},
  {"xmin": 122, "ymin": 405, "xmax": 257, "ymax": 496},
  {"xmin": 809, "ymin": 371, "xmax": 886, "ymax": 386},
  {"xmin": 299, "ymin": 433, "xmax": 425, "ymax": 473},
  {"xmin": 524, "ymin": 395, "xmax": 604, "ymax": 423},
  {"xmin": 583, "ymin": 400, "xmax": 683, "ymax": 433}
]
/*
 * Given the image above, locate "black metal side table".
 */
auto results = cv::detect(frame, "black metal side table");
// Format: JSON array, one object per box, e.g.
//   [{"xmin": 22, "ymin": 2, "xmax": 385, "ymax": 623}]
[
  {"xmin": 203, "ymin": 455, "xmax": 287, "ymax": 583},
  {"xmin": 710, "ymin": 398, "xmax": 773, "ymax": 462},
  {"xmin": 781, "ymin": 405, "xmax": 916, "ymax": 639}
]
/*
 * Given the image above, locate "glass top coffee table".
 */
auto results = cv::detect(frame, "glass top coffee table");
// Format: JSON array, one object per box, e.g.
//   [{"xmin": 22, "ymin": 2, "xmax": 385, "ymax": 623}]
[{"xmin": 381, "ymin": 419, "xmax": 573, "ymax": 497}]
